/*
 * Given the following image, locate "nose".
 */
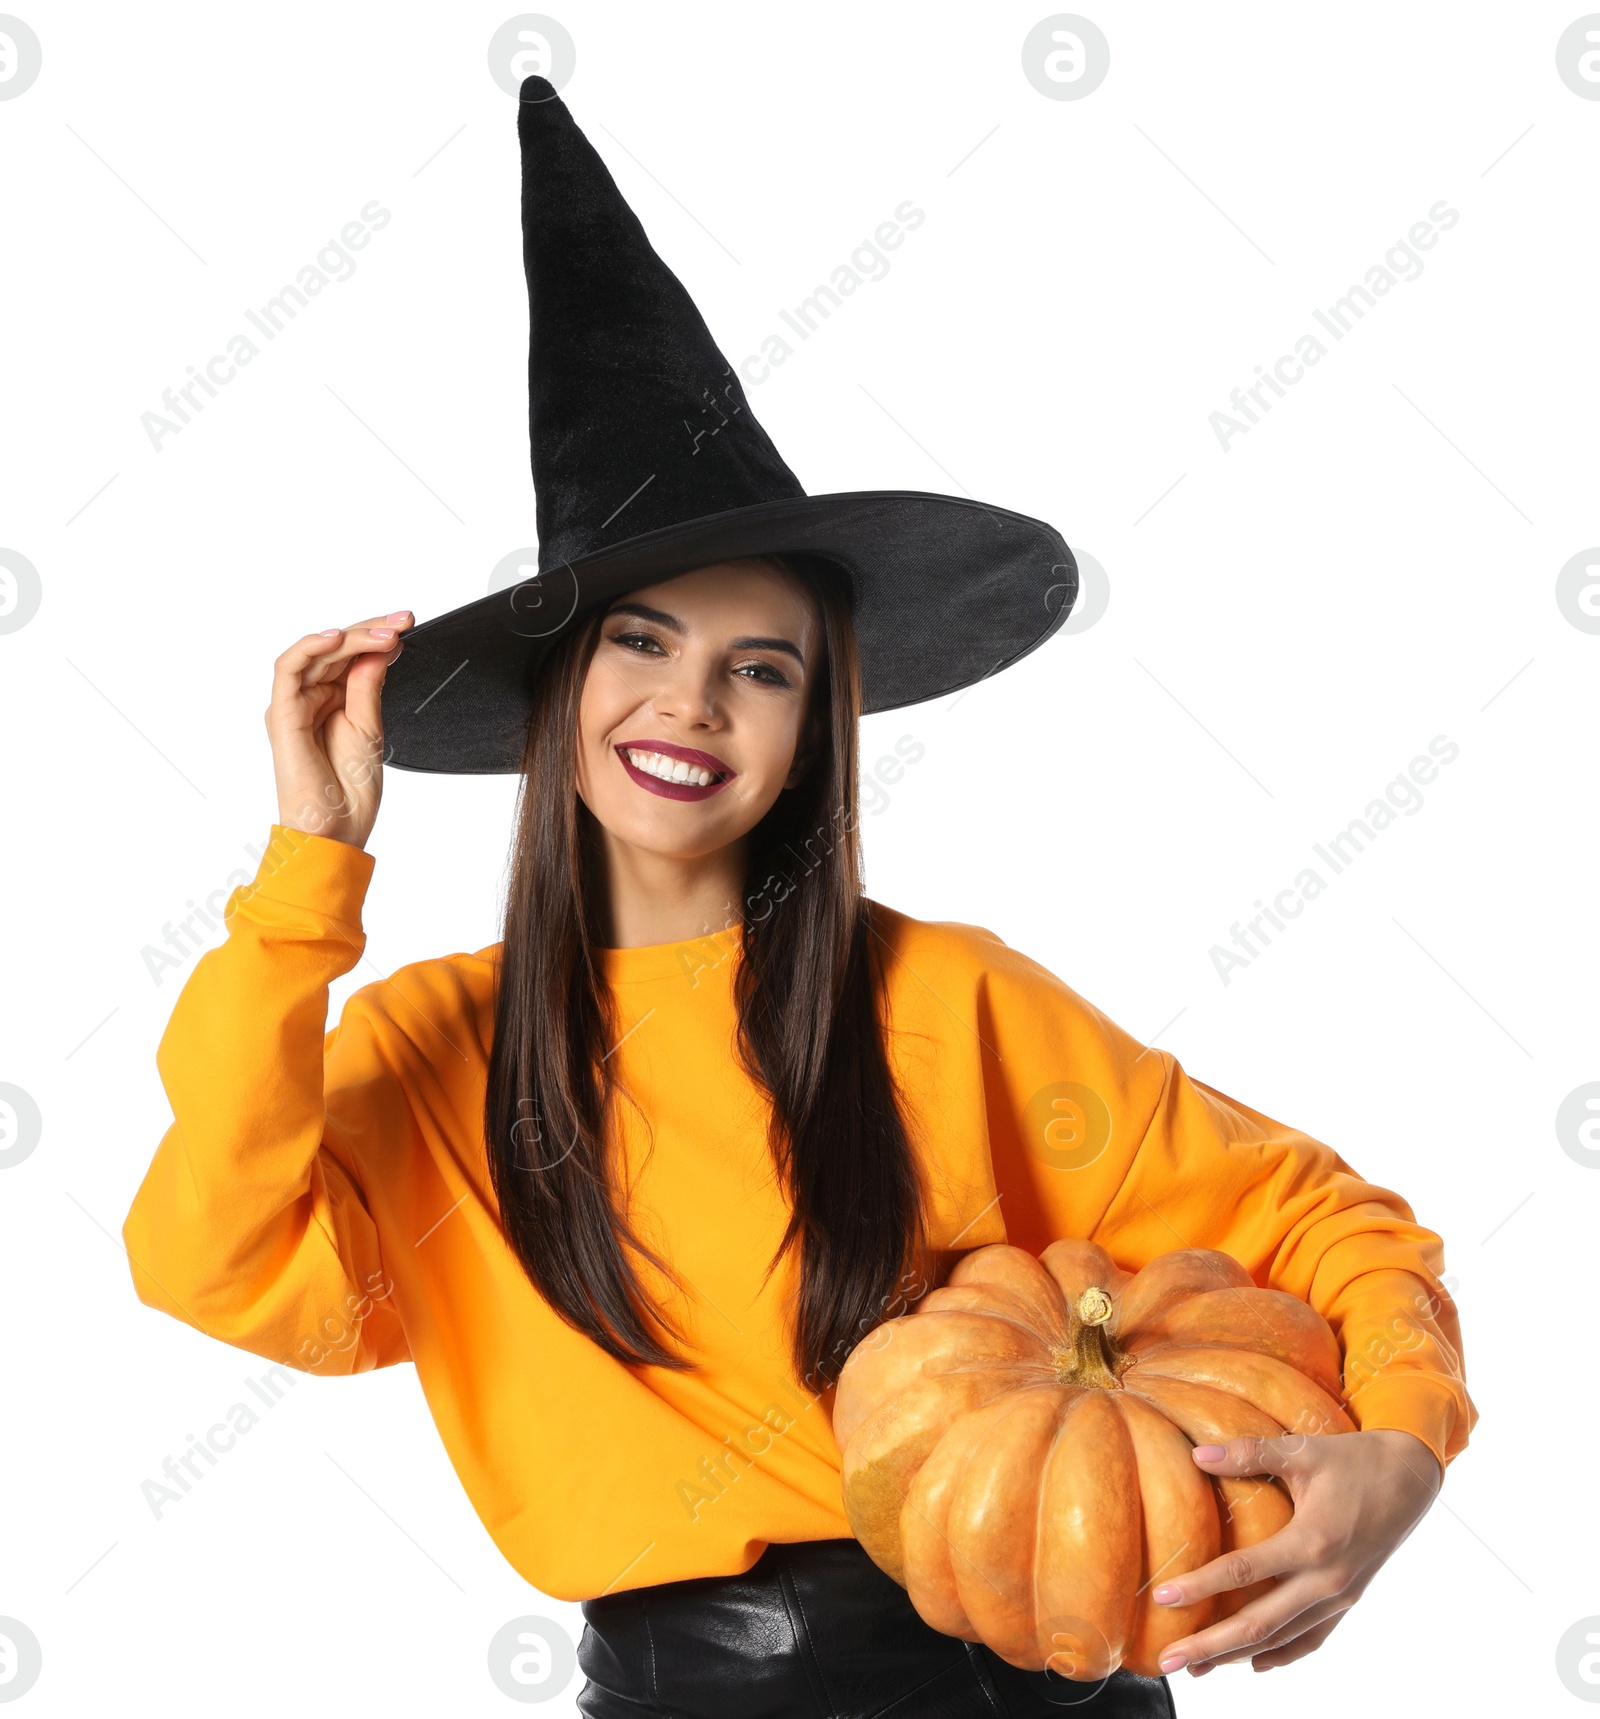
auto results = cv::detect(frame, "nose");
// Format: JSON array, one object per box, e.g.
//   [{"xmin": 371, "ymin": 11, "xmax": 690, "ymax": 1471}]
[{"xmin": 650, "ymin": 653, "xmax": 721, "ymax": 731}]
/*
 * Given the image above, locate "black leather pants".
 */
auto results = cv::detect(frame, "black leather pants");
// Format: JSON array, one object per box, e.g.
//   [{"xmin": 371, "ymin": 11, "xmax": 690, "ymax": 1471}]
[{"xmin": 577, "ymin": 1537, "xmax": 1176, "ymax": 1718}]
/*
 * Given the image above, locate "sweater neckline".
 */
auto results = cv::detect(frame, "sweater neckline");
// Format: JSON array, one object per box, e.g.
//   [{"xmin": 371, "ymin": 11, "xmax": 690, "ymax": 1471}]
[{"xmin": 592, "ymin": 922, "xmax": 742, "ymax": 985}]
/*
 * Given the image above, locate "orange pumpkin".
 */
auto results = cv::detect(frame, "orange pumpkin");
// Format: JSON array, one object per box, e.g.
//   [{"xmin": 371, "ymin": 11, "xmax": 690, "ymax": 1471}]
[{"xmin": 832, "ymin": 1240, "xmax": 1354, "ymax": 1680}]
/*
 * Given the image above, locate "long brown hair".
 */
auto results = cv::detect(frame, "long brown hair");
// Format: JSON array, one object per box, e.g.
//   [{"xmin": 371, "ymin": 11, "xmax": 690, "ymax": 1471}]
[{"xmin": 483, "ymin": 554, "xmax": 930, "ymax": 1392}]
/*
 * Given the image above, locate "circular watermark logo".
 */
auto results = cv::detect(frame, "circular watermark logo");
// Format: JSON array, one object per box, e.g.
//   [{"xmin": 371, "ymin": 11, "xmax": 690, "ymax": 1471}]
[
  {"xmin": 1555, "ymin": 16, "xmax": 1600, "ymax": 98},
  {"xmin": 489, "ymin": 547, "xmax": 541, "ymax": 595},
  {"xmin": 1556, "ymin": 1082, "xmax": 1600, "ymax": 1169},
  {"xmin": 0, "ymin": 550, "xmax": 41, "ymax": 634},
  {"xmin": 0, "ymin": 1616, "xmax": 42, "ymax": 1702},
  {"xmin": 1051, "ymin": 550, "xmax": 1110, "ymax": 635},
  {"xmin": 488, "ymin": 15, "xmax": 577, "ymax": 97},
  {"xmin": 490, "ymin": 550, "xmax": 581, "ymax": 638},
  {"xmin": 1023, "ymin": 1081, "xmax": 1112, "ymax": 1172},
  {"xmin": 0, "ymin": 1084, "xmax": 41, "ymax": 1170},
  {"xmin": 1555, "ymin": 547, "xmax": 1600, "ymax": 633},
  {"xmin": 1556, "ymin": 1615, "xmax": 1600, "ymax": 1701},
  {"xmin": 0, "ymin": 17, "xmax": 42, "ymax": 101},
  {"xmin": 1031, "ymin": 1612, "xmax": 1114, "ymax": 1702},
  {"xmin": 486, "ymin": 1615, "xmax": 577, "ymax": 1703},
  {"xmin": 1022, "ymin": 16, "xmax": 1110, "ymax": 101}
]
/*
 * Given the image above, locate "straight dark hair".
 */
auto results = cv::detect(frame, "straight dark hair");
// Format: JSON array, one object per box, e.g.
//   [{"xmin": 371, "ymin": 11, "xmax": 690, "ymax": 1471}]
[{"xmin": 483, "ymin": 555, "xmax": 930, "ymax": 1392}]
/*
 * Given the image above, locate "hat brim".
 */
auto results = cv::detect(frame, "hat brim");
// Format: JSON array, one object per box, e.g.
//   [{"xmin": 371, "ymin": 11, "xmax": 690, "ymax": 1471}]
[{"xmin": 379, "ymin": 490, "xmax": 1077, "ymax": 774}]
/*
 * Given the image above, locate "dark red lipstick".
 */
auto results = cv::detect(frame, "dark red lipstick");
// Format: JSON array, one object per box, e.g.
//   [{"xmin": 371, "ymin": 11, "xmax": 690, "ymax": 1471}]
[{"xmin": 615, "ymin": 739, "xmax": 737, "ymax": 802}]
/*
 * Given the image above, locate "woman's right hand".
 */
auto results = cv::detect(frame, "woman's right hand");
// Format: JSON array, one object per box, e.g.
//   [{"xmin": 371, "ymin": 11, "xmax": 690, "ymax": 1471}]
[{"xmin": 266, "ymin": 611, "xmax": 413, "ymax": 851}]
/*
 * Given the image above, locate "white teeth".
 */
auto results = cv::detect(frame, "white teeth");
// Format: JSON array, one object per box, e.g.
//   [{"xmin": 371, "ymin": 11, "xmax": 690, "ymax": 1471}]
[{"xmin": 625, "ymin": 748, "xmax": 717, "ymax": 787}]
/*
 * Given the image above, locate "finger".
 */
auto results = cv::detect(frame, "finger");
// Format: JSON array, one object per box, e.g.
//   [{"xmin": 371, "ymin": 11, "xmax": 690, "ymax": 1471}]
[
  {"xmin": 285, "ymin": 614, "xmax": 412, "ymax": 680},
  {"xmin": 342, "ymin": 638, "xmax": 403, "ymax": 740},
  {"xmin": 1248, "ymin": 1609, "xmax": 1347, "ymax": 1672},
  {"xmin": 1156, "ymin": 1573, "xmax": 1326, "ymax": 1674},
  {"xmin": 269, "ymin": 614, "xmax": 413, "ymax": 712},
  {"xmin": 1190, "ymin": 1594, "xmax": 1349, "ymax": 1673},
  {"xmin": 324, "ymin": 612, "xmax": 413, "ymax": 676},
  {"xmin": 267, "ymin": 634, "xmax": 345, "ymax": 743},
  {"xmin": 271, "ymin": 628, "xmax": 347, "ymax": 692},
  {"xmin": 1189, "ymin": 1434, "xmax": 1312, "ymax": 1481},
  {"xmin": 1151, "ymin": 1519, "xmax": 1306, "ymax": 1608}
]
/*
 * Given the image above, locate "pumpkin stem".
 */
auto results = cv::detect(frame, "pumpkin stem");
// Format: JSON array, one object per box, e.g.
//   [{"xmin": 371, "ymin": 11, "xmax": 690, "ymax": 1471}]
[{"xmin": 1053, "ymin": 1286, "xmax": 1126, "ymax": 1391}]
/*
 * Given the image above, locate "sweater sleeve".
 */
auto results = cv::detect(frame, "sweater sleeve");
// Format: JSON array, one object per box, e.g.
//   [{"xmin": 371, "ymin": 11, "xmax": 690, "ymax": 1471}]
[
  {"xmin": 962, "ymin": 938, "xmax": 1477, "ymax": 1479},
  {"xmin": 121, "ymin": 824, "xmax": 412, "ymax": 1375},
  {"xmin": 1107, "ymin": 1057, "xmax": 1472, "ymax": 1477}
]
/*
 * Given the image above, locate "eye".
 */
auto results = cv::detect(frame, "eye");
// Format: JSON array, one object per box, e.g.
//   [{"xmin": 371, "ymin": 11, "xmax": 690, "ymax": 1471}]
[
  {"xmin": 734, "ymin": 660, "xmax": 792, "ymax": 688},
  {"xmin": 607, "ymin": 629, "xmax": 667, "ymax": 656}
]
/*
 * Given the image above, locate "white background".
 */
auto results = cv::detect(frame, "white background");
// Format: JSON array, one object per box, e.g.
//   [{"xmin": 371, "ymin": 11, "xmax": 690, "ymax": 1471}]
[{"xmin": 3, "ymin": 2, "xmax": 1597, "ymax": 1713}]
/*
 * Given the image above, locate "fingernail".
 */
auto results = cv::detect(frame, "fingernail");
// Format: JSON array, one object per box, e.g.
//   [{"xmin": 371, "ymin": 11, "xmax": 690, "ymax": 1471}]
[
  {"xmin": 1151, "ymin": 1584, "xmax": 1181, "ymax": 1605},
  {"xmin": 319, "ymin": 628, "xmax": 342, "ymax": 637},
  {"xmin": 385, "ymin": 610, "xmax": 410, "ymax": 621},
  {"xmin": 1158, "ymin": 1653, "xmax": 1186, "ymax": 1673},
  {"xmin": 1192, "ymin": 1444, "xmax": 1226, "ymax": 1461},
  {"xmin": 370, "ymin": 626, "xmax": 395, "ymax": 639}
]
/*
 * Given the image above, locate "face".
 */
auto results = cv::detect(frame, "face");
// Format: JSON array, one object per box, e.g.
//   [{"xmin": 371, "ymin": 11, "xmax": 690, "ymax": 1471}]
[{"xmin": 574, "ymin": 559, "xmax": 823, "ymax": 862}]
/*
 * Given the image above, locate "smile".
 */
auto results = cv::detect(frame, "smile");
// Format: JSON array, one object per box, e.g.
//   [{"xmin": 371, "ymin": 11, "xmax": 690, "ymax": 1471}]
[{"xmin": 615, "ymin": 740, "xmax": 736, "ymax": 802}]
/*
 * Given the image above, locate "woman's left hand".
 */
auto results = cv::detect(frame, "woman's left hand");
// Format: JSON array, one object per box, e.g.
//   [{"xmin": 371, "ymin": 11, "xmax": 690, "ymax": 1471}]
[{"xmin": 1148, "ymin": 1428, "xmax": 1443, "ymax": 1676}]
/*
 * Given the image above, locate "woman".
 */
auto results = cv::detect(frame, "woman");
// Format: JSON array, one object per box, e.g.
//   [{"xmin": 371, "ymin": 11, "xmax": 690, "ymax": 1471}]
[{"xmin": 121, "ymin": 75, "xmax": 1474, "ymax": 1719}]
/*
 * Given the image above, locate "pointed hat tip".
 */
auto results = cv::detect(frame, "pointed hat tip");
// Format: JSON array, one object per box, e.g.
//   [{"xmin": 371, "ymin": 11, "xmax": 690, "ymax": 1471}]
[{"xmin": 518, "ymin": 74, "xmax": 562, "ymax": 110}]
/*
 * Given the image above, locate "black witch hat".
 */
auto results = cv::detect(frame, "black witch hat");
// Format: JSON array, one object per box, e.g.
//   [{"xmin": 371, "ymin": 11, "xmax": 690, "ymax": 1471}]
[{"xmin": 381, "ymin": 75, "xmax": 1078, "ymax": 774}]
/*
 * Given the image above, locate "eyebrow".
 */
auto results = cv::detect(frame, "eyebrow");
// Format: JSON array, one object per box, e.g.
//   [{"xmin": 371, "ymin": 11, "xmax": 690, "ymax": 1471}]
[
  {"xmin": 605, "ymin": 602, "xmax": 807, "ymax": 667},
  {"xmin": 731, "ymin": 634, "xmax": 806, "ymax": 666},
  {"xmin": 607, "ymin": 601, "xmax": 683, "ymax": 632}
]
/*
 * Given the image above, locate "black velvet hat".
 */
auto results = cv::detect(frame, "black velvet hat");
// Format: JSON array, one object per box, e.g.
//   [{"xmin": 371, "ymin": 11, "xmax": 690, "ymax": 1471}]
[{"xmin": 381, "ymin": 75, "xmax": 1078, "ymax": 774}]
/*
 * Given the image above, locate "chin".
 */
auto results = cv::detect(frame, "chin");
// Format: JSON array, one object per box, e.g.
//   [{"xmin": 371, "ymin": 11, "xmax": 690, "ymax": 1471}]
[
  {"xmin": 592, "ymin": 802, "xmax": 743, "ymax": 861},
  {"xmin": 627, "ymin": 819, "xmax": 718, "ymax": 856}
]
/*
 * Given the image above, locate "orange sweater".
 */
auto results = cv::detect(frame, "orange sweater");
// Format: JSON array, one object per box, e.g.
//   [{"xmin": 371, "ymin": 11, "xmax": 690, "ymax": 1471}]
[{"xmin": 122, "ymin": 825, "xmax": 1475, "ymax": 1601}]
